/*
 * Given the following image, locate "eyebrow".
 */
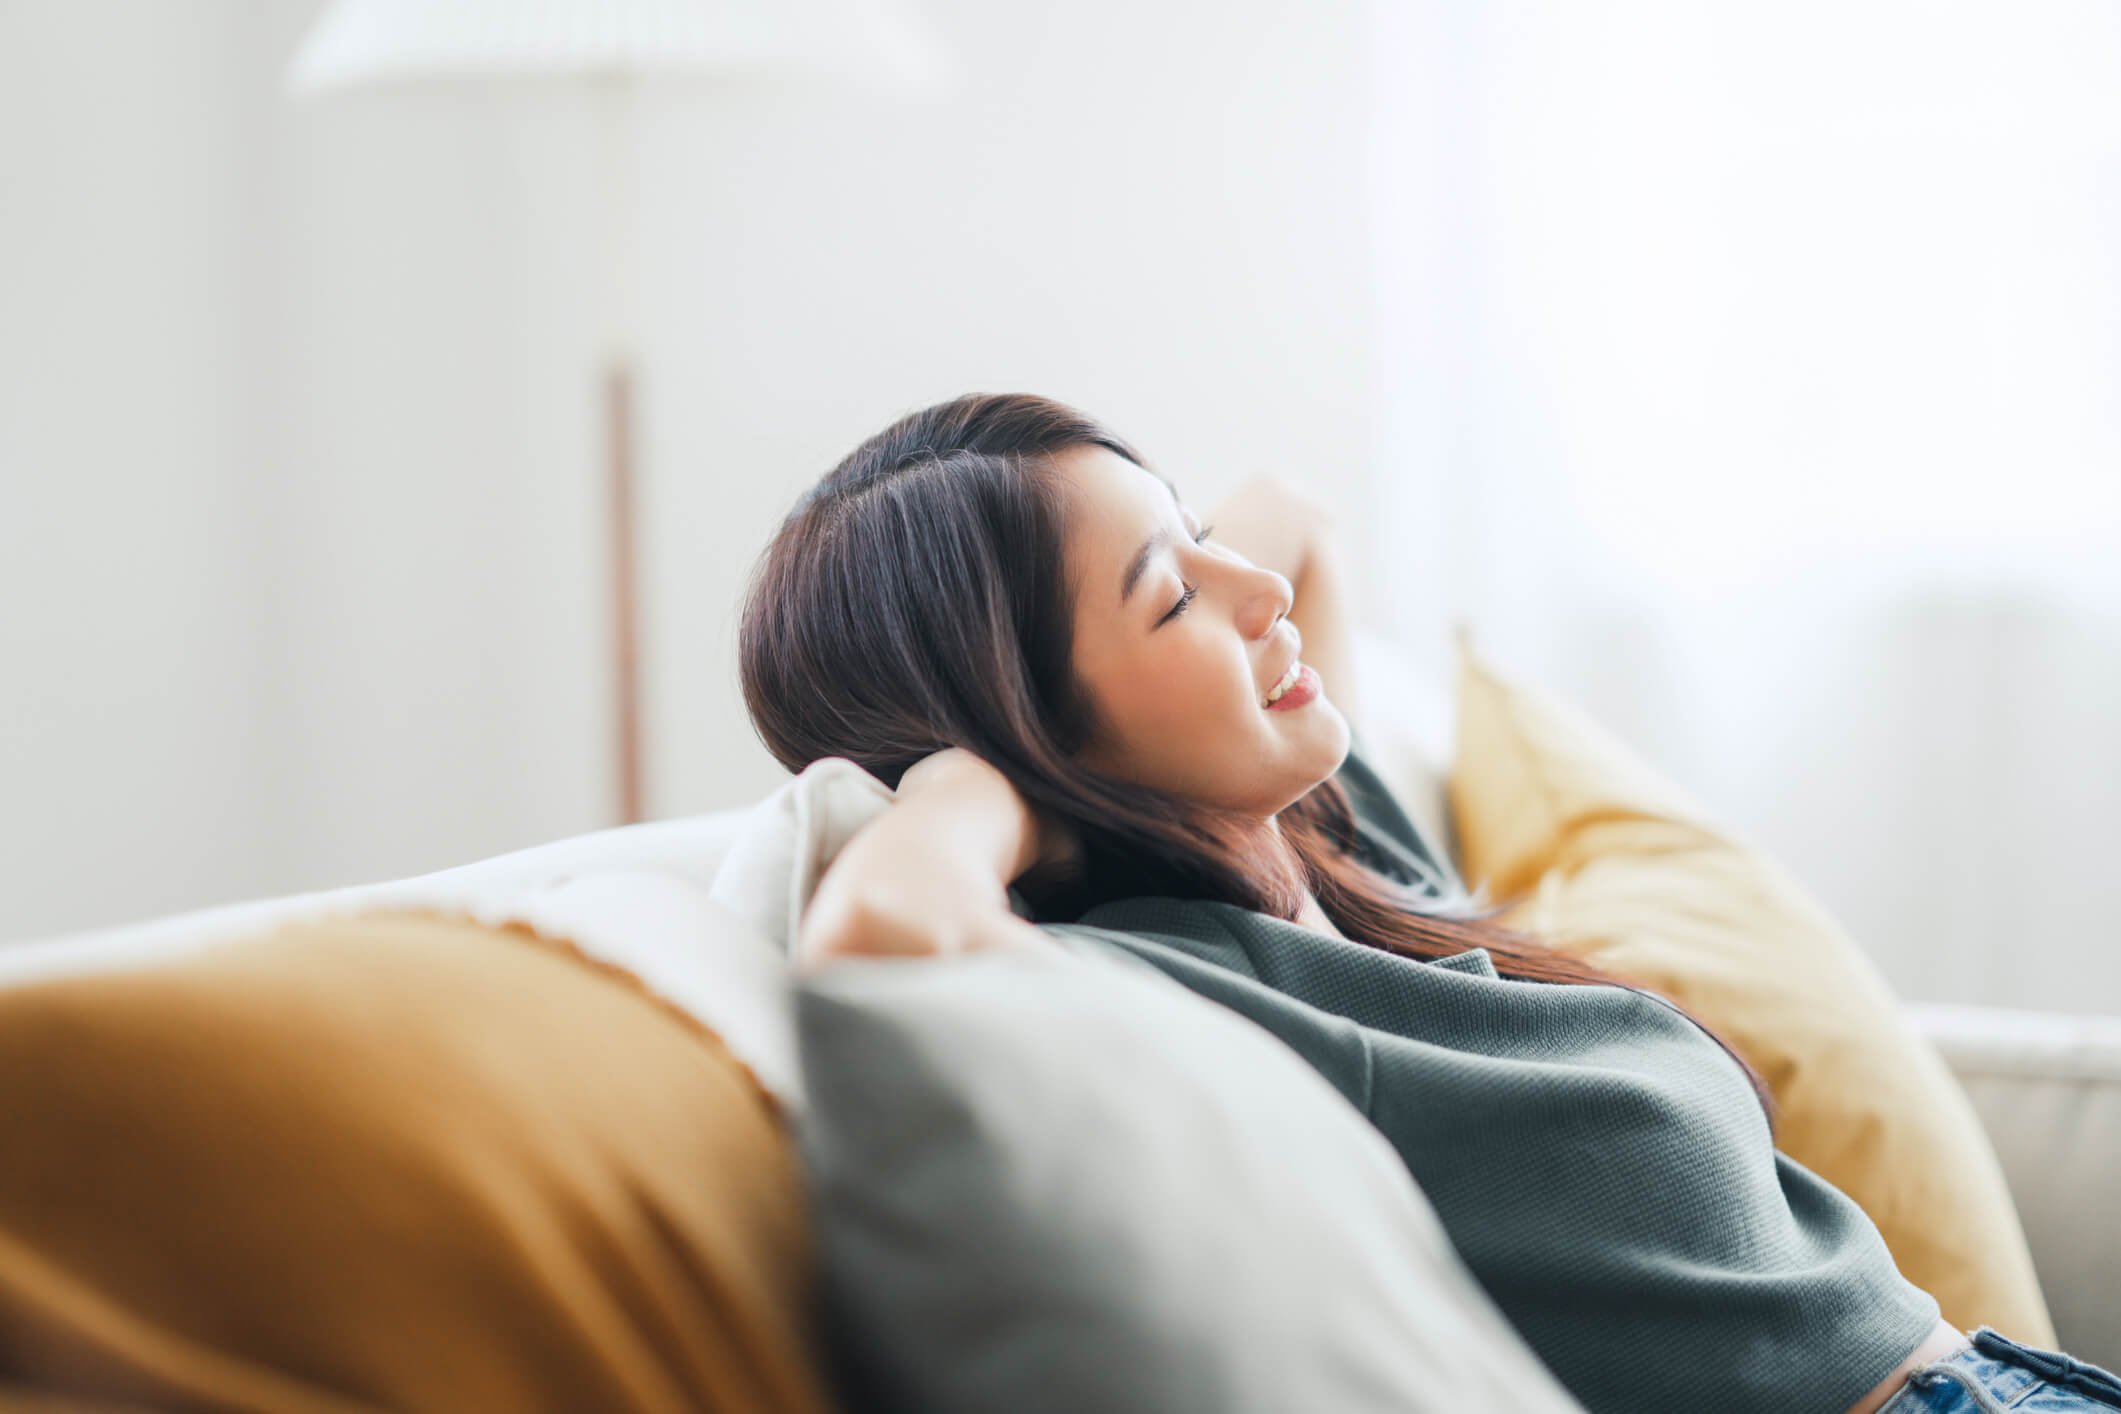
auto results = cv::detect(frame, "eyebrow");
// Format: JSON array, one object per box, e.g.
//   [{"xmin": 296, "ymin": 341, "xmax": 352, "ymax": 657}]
[{"xmin": 1120, "ymin": 526, "xmax": 1173, "ymax": 608}]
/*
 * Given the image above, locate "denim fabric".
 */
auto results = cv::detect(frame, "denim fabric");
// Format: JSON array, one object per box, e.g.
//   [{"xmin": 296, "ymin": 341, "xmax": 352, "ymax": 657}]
[{"xmin": 1879, "ymin": 1328, "xmax": 2121, "ymax": 1412}]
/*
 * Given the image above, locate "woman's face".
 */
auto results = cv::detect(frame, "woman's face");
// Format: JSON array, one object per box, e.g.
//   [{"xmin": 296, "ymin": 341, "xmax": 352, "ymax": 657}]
[{"xmin": 1052, "ymin": 444, "xmax": 1349, "ymax": 819}]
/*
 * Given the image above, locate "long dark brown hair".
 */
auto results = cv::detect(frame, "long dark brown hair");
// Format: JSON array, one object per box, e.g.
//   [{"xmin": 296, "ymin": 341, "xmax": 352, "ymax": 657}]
[{"xmin": 737, "ymin": 392, "xmax": 1777, "ymax": 1136}]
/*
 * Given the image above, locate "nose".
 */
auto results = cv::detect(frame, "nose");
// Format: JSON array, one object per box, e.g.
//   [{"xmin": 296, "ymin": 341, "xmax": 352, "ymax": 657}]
[{"xmin": 1238, "ymin": 565, "xmax": 1295, "ymax": 641}]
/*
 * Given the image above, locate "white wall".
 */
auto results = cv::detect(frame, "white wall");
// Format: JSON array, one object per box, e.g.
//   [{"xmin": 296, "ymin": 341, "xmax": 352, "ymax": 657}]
[
  {"xmin": 1, "ymin": 3, "xmax": 282, "ymax": 937},
  {"xmin": 1, "ymin": 0, "xmax": 1381, "ymax": 940}
]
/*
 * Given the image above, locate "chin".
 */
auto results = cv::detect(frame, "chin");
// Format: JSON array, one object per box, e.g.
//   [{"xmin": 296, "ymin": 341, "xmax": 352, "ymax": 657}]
[
  {"xmin": 1263, "ymin": 709, "xmax": 1352, "ymax": 812},
  {"xmin": 1307, "ymin": 699, "xmax": 1353, "ymax": 760}
]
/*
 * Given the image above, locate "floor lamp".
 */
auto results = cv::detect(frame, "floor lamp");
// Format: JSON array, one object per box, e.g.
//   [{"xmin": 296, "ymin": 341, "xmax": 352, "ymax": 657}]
[{"xmin": 285, "ymin": 0, "xmax": 953, "ymax": 823}]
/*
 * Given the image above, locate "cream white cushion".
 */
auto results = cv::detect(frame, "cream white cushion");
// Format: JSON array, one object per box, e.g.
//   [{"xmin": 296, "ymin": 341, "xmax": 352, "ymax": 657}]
[{"xmin": 800, "ymin": 938, "xmax": 1590, "ymax": 1414}]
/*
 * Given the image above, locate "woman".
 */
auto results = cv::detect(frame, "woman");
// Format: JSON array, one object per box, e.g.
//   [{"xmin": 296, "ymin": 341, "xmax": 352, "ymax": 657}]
[{"xmin": 737, "ymin": 393, "xmax": 2121, "ymax": 1414}]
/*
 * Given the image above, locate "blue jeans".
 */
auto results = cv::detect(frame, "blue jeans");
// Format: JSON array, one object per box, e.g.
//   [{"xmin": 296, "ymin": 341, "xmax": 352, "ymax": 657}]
[{"xmin": 1879, "ymin": 1328, "xmax": 2121, "ymax": 1412}]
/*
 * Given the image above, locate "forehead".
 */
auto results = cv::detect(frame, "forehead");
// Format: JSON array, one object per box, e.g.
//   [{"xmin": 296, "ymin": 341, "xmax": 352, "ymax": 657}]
[{"xmin": 1050, "ymin": 444, "xmax": 1182, "ymax": 585}]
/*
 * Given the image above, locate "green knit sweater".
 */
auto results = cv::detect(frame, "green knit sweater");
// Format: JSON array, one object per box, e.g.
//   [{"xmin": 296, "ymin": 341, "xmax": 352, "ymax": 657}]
[{"xmin": 1031, "ymin": 737, "xmax": 1941, "ymax": 1414}]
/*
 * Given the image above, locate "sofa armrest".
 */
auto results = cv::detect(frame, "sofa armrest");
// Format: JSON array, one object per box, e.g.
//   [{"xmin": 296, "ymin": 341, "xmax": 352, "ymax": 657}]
[{"xmin": 1903, "ymin": 1001, "xmax": 2121, "ymax": 1368}]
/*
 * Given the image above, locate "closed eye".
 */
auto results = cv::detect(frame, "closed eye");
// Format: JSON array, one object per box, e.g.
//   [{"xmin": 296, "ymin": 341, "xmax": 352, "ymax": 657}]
[{"xmin": 1159, "ymin": 523, "xmax": 1216, "ymax": 624}]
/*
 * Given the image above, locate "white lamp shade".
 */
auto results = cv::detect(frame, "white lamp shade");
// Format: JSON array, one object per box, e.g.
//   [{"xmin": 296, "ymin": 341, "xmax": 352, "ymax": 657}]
[{"xmin": 286, "ymin": 0, "xmax": 956, "ymax": 98}]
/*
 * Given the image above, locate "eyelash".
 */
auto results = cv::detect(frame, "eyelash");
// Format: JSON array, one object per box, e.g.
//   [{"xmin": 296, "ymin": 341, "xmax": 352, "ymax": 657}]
[{"xmin": 1161, "ymin": 523, "xmax": 1217, "ymax": 623}]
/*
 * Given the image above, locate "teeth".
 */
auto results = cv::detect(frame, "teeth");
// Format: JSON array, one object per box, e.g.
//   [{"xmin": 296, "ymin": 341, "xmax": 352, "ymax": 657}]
[{"xmin": 1262, "ymin": 661, "xmax": 1302, "ymax": 706}]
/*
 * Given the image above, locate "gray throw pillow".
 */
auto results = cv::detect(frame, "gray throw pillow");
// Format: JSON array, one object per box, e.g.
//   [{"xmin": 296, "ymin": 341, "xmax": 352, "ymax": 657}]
[{"xmin": 795, "ymin": 934, "xmax": 1588, "ymax": 1414}]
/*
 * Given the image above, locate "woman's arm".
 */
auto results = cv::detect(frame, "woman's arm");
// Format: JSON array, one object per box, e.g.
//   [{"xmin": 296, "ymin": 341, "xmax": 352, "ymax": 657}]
[
  {"xmin": 795, "ymin": 748, "xmax": 1079, "ymax": 972},
  {"xmin": 1203, "ymin": 477, "xmax": 1360, "ymax": 730}
]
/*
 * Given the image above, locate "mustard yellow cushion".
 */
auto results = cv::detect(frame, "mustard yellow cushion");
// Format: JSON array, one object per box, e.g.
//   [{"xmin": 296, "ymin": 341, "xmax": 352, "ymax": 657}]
[
  {"xmin": 0, "ymin": 913, "xmax": 831, "ymax": 1413},
  {"xmin": 1446, "ymin": 638, "xmax": 2055, "ymax": 1343}
]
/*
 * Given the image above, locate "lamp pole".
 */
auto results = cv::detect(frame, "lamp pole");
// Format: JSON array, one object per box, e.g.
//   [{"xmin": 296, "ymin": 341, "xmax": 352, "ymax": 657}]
[
  {"xmin": 597, "ymin": 76, "xmax": 645, "ymax": 822},
  {"xmin": 284, "ymin": 0, "xmax": 957, "ymax": 826}
]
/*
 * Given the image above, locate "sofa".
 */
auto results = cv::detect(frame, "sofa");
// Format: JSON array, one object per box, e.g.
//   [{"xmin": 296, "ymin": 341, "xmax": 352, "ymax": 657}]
[{"xmin": 3, "ymin": 632, "xmax": 2117, "ymax": 1406}]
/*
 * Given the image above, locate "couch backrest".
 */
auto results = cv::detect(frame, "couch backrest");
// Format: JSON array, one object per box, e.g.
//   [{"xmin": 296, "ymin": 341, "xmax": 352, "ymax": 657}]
[{"xmin": 0, "ymin": 809, "xmax": 760, "ymax": 988}]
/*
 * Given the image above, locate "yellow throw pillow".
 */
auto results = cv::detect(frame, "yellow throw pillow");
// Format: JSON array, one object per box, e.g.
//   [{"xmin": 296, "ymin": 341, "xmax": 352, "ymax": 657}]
[
  {"xmin": 0, "ymin": 912, "xmax": 832, "ymax": 1413},
  {"xmin": 1446, "ymin": 638, "xmax": 2056, "ymax": 1343}
]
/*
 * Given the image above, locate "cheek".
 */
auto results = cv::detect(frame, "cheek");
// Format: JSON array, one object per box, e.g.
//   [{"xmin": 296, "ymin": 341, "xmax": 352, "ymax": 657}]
[{"xmin": 1105, "ymin": 643, "xmax": 1249, "ymax": 741}]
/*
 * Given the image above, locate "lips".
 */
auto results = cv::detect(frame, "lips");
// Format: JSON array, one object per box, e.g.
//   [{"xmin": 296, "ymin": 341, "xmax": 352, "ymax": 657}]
[
  {"xmin": 1260, "ymin": 658, "xmax": 1303, "ymax": 707},
  {"xmin": 1257, "ymin": 628, "xmax": 1304, "ymax": 706}
]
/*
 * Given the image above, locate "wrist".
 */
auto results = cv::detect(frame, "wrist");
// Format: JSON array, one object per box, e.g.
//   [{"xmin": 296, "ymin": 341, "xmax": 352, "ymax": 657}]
[{"xmin": 894, "ymin": 747, "xmax": 1042, "ymax": 890}]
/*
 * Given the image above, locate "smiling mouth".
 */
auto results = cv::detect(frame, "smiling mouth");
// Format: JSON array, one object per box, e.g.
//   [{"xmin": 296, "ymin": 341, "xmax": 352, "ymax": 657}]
[{"xmin": 1261, "ymin": 660, "xmax": 1303, "ymax": 707}]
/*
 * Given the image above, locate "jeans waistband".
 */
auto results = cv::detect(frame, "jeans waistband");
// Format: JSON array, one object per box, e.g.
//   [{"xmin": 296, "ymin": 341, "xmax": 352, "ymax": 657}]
[
  {"xmin": 1967, "ymin": 1326, "xmax": 2121, "ymax": 1407},
  {"xmin": 1901, "ymin": 1328, "xmax": 2121, "ymax": 1411}
]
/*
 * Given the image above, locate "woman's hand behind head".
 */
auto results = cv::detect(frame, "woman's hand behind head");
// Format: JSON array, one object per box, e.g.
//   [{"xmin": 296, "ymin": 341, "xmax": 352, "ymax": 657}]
[{"xmin": 796, "ymin": 746, "xmax": 1068, "ymax": 974}]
